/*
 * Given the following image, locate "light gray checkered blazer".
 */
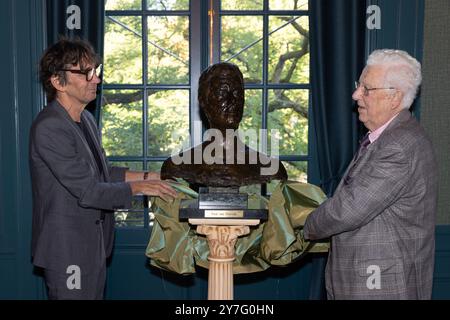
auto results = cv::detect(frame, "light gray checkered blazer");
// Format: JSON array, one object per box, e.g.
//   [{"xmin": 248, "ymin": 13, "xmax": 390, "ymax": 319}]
[{"xmin": 304, "ymin": 110, "xmax": 438, "ymax": 299}]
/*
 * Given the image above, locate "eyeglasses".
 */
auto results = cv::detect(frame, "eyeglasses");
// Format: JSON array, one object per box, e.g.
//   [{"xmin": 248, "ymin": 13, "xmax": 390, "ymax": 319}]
[
  {"xmin": 58, "ymin": 64, "xmax": 103, "ymax": 81},
  {"xmin": 354, "ymin": 81, "xmax": 396, "ymax": 96}
]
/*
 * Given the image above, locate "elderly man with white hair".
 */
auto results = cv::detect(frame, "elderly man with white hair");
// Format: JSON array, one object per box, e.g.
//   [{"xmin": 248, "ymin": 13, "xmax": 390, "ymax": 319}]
[{"xmin": 304, "ymin": 49, "xmax": 438, "ymax": 300}]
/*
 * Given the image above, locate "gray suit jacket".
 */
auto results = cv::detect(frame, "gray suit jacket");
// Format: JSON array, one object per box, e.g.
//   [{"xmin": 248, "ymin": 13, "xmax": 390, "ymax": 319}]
[
  {"xmin": 304, "ymin": 110, "xmax": 438, "ymax": 299},
  {"xmin": 29, "ymin": 100, "xmax": 132, "ymax": 274}
]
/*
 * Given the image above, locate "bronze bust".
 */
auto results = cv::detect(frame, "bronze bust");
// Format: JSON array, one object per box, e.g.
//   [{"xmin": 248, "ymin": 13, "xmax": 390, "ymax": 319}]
[{"xmin": 161, "ymin": 62, "xmax": 287, "ymax": 187}]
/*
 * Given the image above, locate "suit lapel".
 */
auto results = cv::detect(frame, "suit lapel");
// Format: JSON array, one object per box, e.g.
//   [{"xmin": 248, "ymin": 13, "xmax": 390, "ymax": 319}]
[
  {"xmin": 80, "ymin": 111, "xmax": 110, "ymax": 181},
  {"xmin": 336, "ymin": 145, "xmax": 373, "ymax": 191},
  {"xmin": 336, "ymin": 110, "xmax": 412, "ymax": 192},
  {"xmin": 48, "ymin": 101, "xmax": 104, "ymax": 179}
]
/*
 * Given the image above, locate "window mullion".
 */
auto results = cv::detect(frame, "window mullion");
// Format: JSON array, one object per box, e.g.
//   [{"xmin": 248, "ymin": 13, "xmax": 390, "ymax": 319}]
[
  {"xmin": 142, "ymin": 13, "xmax": 148, "ymax": 168},
  {"xmin": 142, "ymin": 1, "xmax": 149, "ymax": 228},
  {"xmin": 190, "ymin": 0, "xmax": 202, "ymax": 147},
  {"xmin": 262, "ymin": 3, "xmax": 269, "ymax": 147},
  {"xmin": 261, "ymin": 0, "xmax": 269, "ymax": 196},
  {"xmin": 211, "ymin": 0, "xmax": 220, "ymax": 64}
]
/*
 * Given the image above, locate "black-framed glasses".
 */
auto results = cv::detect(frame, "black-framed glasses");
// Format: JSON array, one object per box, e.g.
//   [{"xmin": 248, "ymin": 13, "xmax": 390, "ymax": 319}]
[
  {"xmin": 59, "ymin": 64, "xmax": 103, "ymax": 81},
  {"xmin": 354, "ymin": 81, "xmax": 396, "ymax": 96}
]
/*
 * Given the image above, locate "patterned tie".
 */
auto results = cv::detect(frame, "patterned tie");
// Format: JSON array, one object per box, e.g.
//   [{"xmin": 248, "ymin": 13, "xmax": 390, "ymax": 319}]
[
  {"xmin": 353, "ymin": 133, "xmax": 371, "ymax": 161},
  {"xmin": 344, "ymin": 133, "xmax": 371, "ymax": 185}
]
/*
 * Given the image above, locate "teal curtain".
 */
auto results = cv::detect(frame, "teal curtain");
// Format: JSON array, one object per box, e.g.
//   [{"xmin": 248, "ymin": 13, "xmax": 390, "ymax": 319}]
[
  {"xmin": 46, "ymin": 0, "xmax": 105, "ymax": 122},
  {"xmin": 310, "ymin": 0, "xmax": 366, "ymax": 196},
  {"xmin": 308, "ymin": 0, "xmax": 367, "ymax": 299}
]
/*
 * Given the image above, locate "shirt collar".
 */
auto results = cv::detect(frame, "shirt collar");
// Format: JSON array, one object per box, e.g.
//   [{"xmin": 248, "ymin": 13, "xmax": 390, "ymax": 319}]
[{"xmin": 368, "ymin": 113, "xmax": 400, "ymax": 143}]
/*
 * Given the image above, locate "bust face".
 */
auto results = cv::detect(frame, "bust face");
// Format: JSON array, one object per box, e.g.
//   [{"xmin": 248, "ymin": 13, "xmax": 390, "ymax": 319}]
[
  {"xmin": 162, "ymin": 63, "xmax": 288, "ymax": 186},
  {"xmin": 200, "ymin": 65, "xmax": 244, "ymax": 130}
]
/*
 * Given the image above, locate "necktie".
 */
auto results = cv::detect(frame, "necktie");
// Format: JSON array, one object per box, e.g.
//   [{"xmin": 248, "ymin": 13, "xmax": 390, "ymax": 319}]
[
  {"xmin": 344, "ymin": 133, "xmax": 371, "ymax": 185},
  {"xmin": 353, "ymin": 133, "xmax": 371, "ymax": 161}
]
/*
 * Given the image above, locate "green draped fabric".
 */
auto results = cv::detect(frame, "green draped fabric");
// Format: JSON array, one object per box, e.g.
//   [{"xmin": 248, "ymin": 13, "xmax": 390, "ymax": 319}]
[{"xmin": 146, "ymin": 181, "xmax": 329, "ymax": 275}]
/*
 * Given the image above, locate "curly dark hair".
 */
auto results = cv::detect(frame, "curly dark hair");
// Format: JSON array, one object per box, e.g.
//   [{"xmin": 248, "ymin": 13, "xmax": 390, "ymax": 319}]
[{"xmin": 39, "ymin": 37, "xmax": 101, "ymax": 102}]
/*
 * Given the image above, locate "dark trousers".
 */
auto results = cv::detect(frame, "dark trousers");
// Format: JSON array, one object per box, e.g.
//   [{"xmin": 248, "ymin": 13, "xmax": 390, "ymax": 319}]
[{"xmin": 44, "ymin": 262, "xmax": 106, "ymax": 300}]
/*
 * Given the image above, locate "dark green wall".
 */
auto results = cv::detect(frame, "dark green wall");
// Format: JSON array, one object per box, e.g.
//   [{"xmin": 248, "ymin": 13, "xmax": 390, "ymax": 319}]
[
  {"xmin": 433, "ymin": 225, "xmax": 450, "ymax": 299},
  {"xmin": 366, "ymin": 0, "xmax": 425, "ymax": 115},
  {"xmin": 1, "ymin": 0, "xmax": 449, "ymax": 300},
  {"xmin": 0, "ymin": 0, "xmax": 46, "ymax": 299},
  {"xmin": 421, "ymin": 0, "xmax": 450, "ymax": 225}
]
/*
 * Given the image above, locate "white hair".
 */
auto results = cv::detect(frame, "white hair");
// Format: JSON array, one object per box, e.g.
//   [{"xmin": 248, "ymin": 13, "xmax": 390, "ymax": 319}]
[{"xmin": 367, "ymin": 49, "xmax": 422, "ymax": 109}]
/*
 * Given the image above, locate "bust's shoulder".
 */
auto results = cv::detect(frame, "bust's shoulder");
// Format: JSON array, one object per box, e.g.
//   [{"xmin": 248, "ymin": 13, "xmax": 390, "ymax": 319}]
[{"xmin": 161, "ymin": 142, "xmax": 288, "ymax": 186}]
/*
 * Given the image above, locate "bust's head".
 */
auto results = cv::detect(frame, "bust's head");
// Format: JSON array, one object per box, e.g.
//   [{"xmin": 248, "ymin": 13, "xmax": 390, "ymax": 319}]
[
  {"xmin": 198, "ymin": 62, "xmax": 244, "ymax": 131},
  {"xmin": 161, "ymin": 62, "xmax": 288, "ymax": 187}
]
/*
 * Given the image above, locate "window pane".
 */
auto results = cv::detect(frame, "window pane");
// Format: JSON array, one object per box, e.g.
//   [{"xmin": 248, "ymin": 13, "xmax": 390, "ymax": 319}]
[
  {"xmin": 221, "ymin": 0, "xmax": 263, "ymax": 10},
  {"xmin": 239, "ymin": 89, "xmax": 262, "ymax": 149},
  {"xmin": 131, "ymin": 197, "xmax": 145, "ymax": 209},
  {"xmin": 285, "ymin": 161, "xmax": 307, "ymax": 182},
  {"xmin": 221, "ymin": 15, "xmax": 263, "ymax": 84},
  {"xmin": 147, "ymin": 161, "xmax": 163, "ymax": 172},
  {"xmin": 269, "ymin": 0, "xmax": 308, "ymax": 10},
  {"xmin": 147, "ymin": 0, "xmax": 189, "ymax": 10},
  {"xmin": 105, "ymin": 0, "xmax": 141, "ymax": 10},
  {"xmin": 101, "ymin": 90, "xmax": 143, "ymax": 157},
  {"xmin": 104, "ymin": 16, "xmax": 142, "ymax": 84},
  {"xmin": 269, "ymin": 16, "xmax": 309, "ymax": 84},
  {"xmin": 267, "ymin": 89, "xmax": 308, "ymax": 156},
  {"xmin": 267, "ymin": 161, "xmax": 307, "ymax": 193},
  {"xmin": 147, "ymin": 16, "xmax": 189, "ymax": 84},
  {"xmin": 115, "ymin": 211, "xmax": 144, "ymax": 227},
  {"xmin": 148, "ymin": 211, "xmax": 155, "ymax": 226},
  {"xmin": 240, "ymin": 184, "xmax": 262, "ymax": 197},
  {"xmin": 147, "ymin": 90, "xmax": 190, "ymax": 157},
  {"xmin": 109, "ymin": 161, "xmax": 144, "ymax": 171}
]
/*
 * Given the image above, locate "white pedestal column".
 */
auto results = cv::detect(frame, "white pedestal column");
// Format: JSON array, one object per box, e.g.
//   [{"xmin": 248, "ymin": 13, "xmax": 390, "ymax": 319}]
[{"xmin": 190, "ymin": 219, "xmax": 259, "ymax": 300}]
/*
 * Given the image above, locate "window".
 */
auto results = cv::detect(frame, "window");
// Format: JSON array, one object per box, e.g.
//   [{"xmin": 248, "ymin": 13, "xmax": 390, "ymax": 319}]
[{"xmin": 102, "ymin": 0, "xmax": 310, "ymax": 227}]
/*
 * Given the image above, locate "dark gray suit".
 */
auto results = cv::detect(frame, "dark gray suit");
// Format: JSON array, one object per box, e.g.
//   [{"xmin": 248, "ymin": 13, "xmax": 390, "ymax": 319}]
[
  {"xmin": 29, "ymin": 100, "xmax": 132, "ymax": 298},
  {"xmin": 304, "ymin": 110, "xmax": 438, "ymax": 299}
]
